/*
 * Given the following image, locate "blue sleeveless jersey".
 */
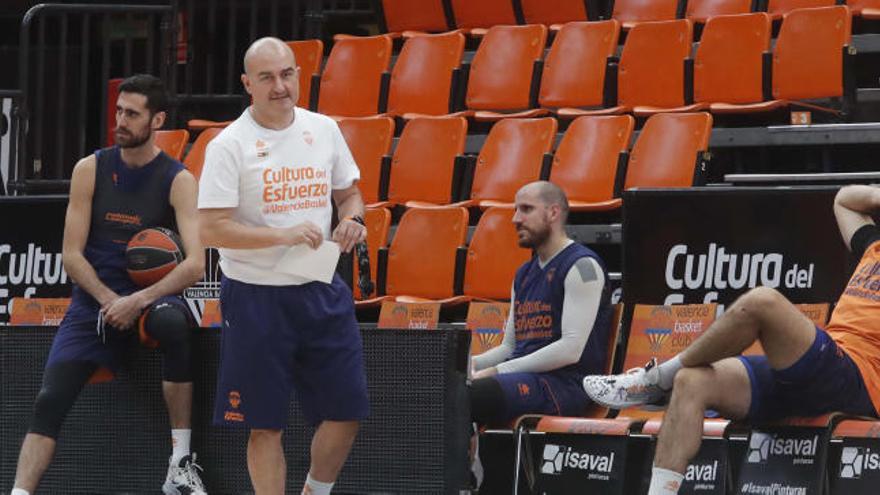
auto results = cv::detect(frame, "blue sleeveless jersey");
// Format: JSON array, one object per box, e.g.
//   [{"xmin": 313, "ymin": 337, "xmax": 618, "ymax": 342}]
[
  {"xmin": 511, "ymin": 243, "xmax": 612, "ymax": 376},
  {"xmin": 66, "ymin": 146, "xmax": 184, "ymax": 320}
]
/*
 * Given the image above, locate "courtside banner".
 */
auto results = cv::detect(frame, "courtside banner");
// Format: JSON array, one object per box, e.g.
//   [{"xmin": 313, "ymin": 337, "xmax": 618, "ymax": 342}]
[
  {"xmin": 736, "ymin": 427, "xmax": 830, "ymax": 494},
  {"xmin": 623, "ymin": 187, "xmax": 849, "ymax": 309},
  {"xmin": 466, "ymin": 302, "xmax": 510, "ymax": 355},
  {"xmin": 533, "ymin": 433, "xmax": 628, "ymax": 494}
]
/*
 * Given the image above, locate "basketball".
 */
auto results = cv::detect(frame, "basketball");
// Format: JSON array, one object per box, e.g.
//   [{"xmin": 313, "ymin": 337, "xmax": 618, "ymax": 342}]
[{"xmin": 126, "ymin": 227, "xmax": 185, "ymax": 287}]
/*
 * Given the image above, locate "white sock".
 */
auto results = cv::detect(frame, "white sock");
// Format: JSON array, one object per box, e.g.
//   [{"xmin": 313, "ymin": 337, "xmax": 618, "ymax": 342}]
[
  {"xmin": 170, "ymin": 429, "xmax": 191, "ymax": 466},
  {"xmin": 657, "ymin": 356, "xmax": 683, "ymax": 390},
  {"xmin": 303, "ymin": 473, "xmax": 334, "ymax": 495},
  {"xmin": 11, "ymin": 489, "xmax": 30, "ymax": 495},
  {"xmin": 648, "ymin": 467, "xmax": 685, "ymax": 495}
]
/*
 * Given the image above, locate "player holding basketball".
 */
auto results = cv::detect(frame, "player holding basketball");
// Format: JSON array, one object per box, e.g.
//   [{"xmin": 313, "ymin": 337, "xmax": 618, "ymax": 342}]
[
  {"xmin": 198, "ymin": 38, "xmax": 367, "ymax": 495},
  {"xmin": 582, "ymin": 185, "xmax": 880, "ymax": 495},
  {"xmin": 10, "ymin": 75, "xmax": 208, "ymax": 495}
]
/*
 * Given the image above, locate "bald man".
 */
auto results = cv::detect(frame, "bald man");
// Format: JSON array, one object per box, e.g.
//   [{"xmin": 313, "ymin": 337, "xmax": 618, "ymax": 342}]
[
  {"xmin": 470, "ymin": 181, "xmax": 613, "ymax": 424},
  {"xmin": 198, "ymin": 37, "xmax": 368, "ymax": 495}
]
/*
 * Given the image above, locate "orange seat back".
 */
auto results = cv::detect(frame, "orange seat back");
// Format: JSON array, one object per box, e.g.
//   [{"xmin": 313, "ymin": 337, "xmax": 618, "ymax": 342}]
[
  {"xmin": 521, "ymin": 0, "xmax": 589, "ymax": 25},
  {"xmin": 318, "ymin": 35, "xmax": 392, "ymax": 117},
  {"xmin": 381, "ymin": 0, "xmax": 449, "ymax": 32},
  {"xmin": 767, "ymin": 0, "xmax": 835, "ymax": 18},
  {"xmin": 385, "ymin": 206, "xmax": 469, "ymax": 299},
  {"xmin": 618, "ymin": 19, "xmax": 693, "ymax": 109},
  {"xmin": 626, "ymin": 112, "xmax": 712, "ymax": 189},
  {"xmin": 286, "ymin": 39, "xmax": 324, "ymax": 108},
  {"xmin": 463, "ymin": 207, "xmax": 532, "ymax": 299},
  {"xmin": 694, "ymin": 13, "xmax": 771, "ymax": 105},
  {"xmin": 471, "ymin": 117, "xmax": 558, "ymax": 203},
  {"xmin": 354, "ymin": 207, "xmax": 391, "ymax": 300},
  {"xmin": 337, "ymin": 117, "xmax": 395, "ymax": 204},
  {"xmin": 613, "ymin": 0, "xmax": 679, "ymax": 25},
  {"xmin": 154, "ymin": 129, "xmax": 190, "ymax": 161},
  {"xmin": 539, "ymin": 20, "xmax": 620, "ymax": 109},
  {"xmin": 686, "ymin": 0, "xmax": 752, "ymax": 22},
  {"xmin": 450, "ymin": 0, "xmax": 518, "ymax": 30},
  {"xmin": 551, "ymin": 115, "xmax": 634, "ymax": 203},
  {"xmin": 182, "ymin": 127, "xmax": 222, "ymax": 181},
  {"xmin": 387, "ymin": 31, "xmax": 465, "ymax": 116},
  {"xmin": 466, "ymin": 24, "xmax": 548, "ymax": 111},
  {"xmin": 387, "ymin": 117, "xmax": 468, "ymax": 205},
  {"xmin": 773, "ymin": 6, "xmax": 851, "ymax": 101}
]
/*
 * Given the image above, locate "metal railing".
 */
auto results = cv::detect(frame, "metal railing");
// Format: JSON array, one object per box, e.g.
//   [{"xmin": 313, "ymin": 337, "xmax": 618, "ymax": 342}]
[{"xmin": 0, "ymin": 90, "xmax": 21, "ymax": 196}]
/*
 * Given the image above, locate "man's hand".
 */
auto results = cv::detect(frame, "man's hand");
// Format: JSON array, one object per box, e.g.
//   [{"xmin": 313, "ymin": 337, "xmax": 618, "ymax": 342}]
[
  {"xmin": 332, "ymin": 217, "xmax": 367, "ymax": 253},
  {"xmin": 102, "ymin": 293, "xmax": 148, "ymax": 330},
  {"xmin": 284, "ymin": 221, "xmax": 324, "ymax": 249},
  {"xmin": 472, "ymin": 366, "xmax": 498, "ymax": 380}
]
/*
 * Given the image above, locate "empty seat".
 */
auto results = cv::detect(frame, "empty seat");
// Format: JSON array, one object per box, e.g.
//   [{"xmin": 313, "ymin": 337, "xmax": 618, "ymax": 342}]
[
  {"xmin": 337, "ymin": 117, "xmax": 395, "ymax": 206},
  {"xmin": 354, "ymin": 207, "xmax": 392, "ymax": 302},
  {"xmin": 521, "ymin": 0, "xmax": 589, "ymax": 28},
  {"xmin": 387, "ymin": 31, "xmax": 465, "ymax": 118},
  {"xmin": 767, "ymin": 0, "xmax": 834, "ymax": 20},
  {"xmin": 380, "ymin": 0, "xmax": 449, "ymax": 34},
  {"xmin": 463, "ymin": 24, "xmax": 549, "ymax": 120},
  {"xmin": 686, "ymin": 0, "xmax": 752, "ymax": 23},
  {"xmin": 450, "ymin": 0, "xmax": 518, "ymax": 36},
  {"xmin": 463, "ymin": 206, "xmax": 533, "ymax": 300},
  {"xmin": 317, "ymin": 35, "xmax": 393, "ymax": 118},
  {"xmin": 549, "ymin": 115, "xmax": 635, "ymax": 211},
  {"xmin": 625, "ymin": 112, "xmax": 712, "ymax": 189},
  {"xmin": 183, "ymin": 128, "xmax": 222, "ymax": 181},
  {"xmin": 462, "ymin": 117, "xmax": 557, "ymax": 207},
  {"xmin": 539, "ymin": 20, "xmax": 620, "ymax": 116},
  {"xmin": 386, "ymin": 117, "xmax": 468, "ymax": 206},
  {"xmin": 613, "ymin": 0, "xmax": 679, "ymax": 29},
  {"xmin": 154, "ymin": 129, "xmax": 190, "ymax": 161},
  {"xmin": 286, "ymin": 39, "xmax": 323, "ymax": 109}
]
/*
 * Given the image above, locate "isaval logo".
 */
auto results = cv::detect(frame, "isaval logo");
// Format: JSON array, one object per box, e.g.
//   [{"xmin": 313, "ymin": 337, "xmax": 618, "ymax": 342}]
[
  {"xmin": 840, "ymin": 446, "xmax": 880, "ymax": 479},
  {"xmin": 540, "ymin": 443, "xmax": 615, "ymax": 476},
  {"xmin": 685, "ymin": 460, "xmax": 719, "ymax": 483},
  {"xmin": 747, "ymin": 432, "xmax": 818, "ymax": 464}
]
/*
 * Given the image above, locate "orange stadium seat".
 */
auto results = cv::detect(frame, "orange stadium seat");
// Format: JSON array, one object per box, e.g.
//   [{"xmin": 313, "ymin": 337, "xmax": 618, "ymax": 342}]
[
  {"xmin": 153, "ymin": 129, "xmax": 189, "ymax": 161},
  {"xmin": 449, "ymin": 0, "xmax": 519, "ymax": 36},
  {"xmin": 625, "ymin": 112, "xmax": 712, "ymax": 189},
  {"xmin": 353, "ymin": 207, "xmax": 391, "ymax": 302},
  {"xmin": 686, "ymin": 0, "xmax": 752, "ymax": 23},
  {"xmin": 520, "ymin": 0, "xmax": 589, "ymax": 28},
  {"xmin": 463, "ymin": 24, "xmax": 549, "ymax": 121},
  {"xmin": 462, "ymin": 206, "xmax": 532, "ymax": 300},
  {"xmin": 612, "ymin": 0, "xmax": 680, "ymax": 29},
  {"xmin": 460, "ymin": 117, "xmax": 557, "ymax": 208},
  {"xmin": 767, "ymin": 0, "xmax": 834, "ymax": 20},
  {"xmin": 380, "ymin": 0, "xmax": 450, "ymax": 35},
  {"xmin": 182, "ymin": 127, "xmax": 222, "ymax": 181},
  {"xmin": 285, "ymin": 39, "xmax": 323, "ymax": 109},
  {"xmin": 337, "ymin": 117, "xmax": 395, "ymax": 206},
  {"xmin": 693, "ymin": 13, "xmax": 771, "ymax": 111},
  {"xmin": 386, "ymin": 31, "xmax": 465, "ymax": 118},
  {"xmin": 383, "ymin": 206, "xmax": 470, "ymax": 304},
  {"xmin": 386, "ymin": 116, "xmax": 468, "ymax": 206},
  {"xmin": 317, "ymin": 35, "xmax": 393, "ymax": 118},
  {"xmin": 540, "ymin": 20, "xmax": 621, "ymax": 118},
  {"xmin": 549, "ymin": 115, "xmax": 635, "ymax": 211},
  {"xmin": 849, "ymin": 0, "xmax": 880, "ymax": 18}
]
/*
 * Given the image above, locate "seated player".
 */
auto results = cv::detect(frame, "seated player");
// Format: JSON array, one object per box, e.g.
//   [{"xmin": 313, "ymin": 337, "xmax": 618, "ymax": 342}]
[
  {"xmin": 582, "ymin": 184, "xmax": 880, "ymax": 495},
  {"xmin": 10, "ymin": 75, "xmax": 208, "ymax": 495}
]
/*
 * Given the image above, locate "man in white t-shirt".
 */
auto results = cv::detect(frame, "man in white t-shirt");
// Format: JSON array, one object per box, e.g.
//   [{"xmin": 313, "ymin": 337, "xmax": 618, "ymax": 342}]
[{"xmin": 198, "ymin": 37, "xmax": 368, "ymax": 495}]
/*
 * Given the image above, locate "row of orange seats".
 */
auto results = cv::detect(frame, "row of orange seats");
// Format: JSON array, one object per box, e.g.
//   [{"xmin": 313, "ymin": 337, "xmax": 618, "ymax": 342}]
[{"xmin": 188, "ymin": 7, "xmax": 851, "ymax": 126}]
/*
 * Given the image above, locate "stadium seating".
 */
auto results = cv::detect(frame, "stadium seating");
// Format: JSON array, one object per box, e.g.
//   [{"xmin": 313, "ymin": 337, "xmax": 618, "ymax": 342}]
[
  {"xmin": 182, "ymin": 127, "xmax": 222, "ymax": 181},
  {"xmin": 686, "ymin": 0, "xmax": 753, "ymax": 23},
  {"xmin": 624, "ymin": 112, "xmax": 712, "ymax": 189},
  {"xmin": 380, "ymin": 0, "xmax": 450, "ymax": 35},
  {"xmin": 612, "ymin": 0, "xmax": 680, "ymax": 29},
  {"xmin": 849, "ymin": 0, "xmax": 880, "ymax": 18},
  {"xmin": 766, "ymin": 0, "xmax": 835, "ymax": 20},
  {"xmin": 461, "ymin": 206, "xmax": 532, "ymax": 300},
  {"xmin": 549, "ymin": 115, "xmax": 635, "ymax": 211},
  {"xmin": 449, "ymin": 0, "xmax": 519, "ymax": 36},
  {"xmin": 285, "ymin": 39, "xmax": 323, "ymax": 109},
  {"xmin": 354, "ymin": 207, "xmax": 392, "ymax": 302},
  {"xmin": 317, "ymin": 34, "xmax": 393, "ymax": 118},
  {"xmin": 337, "ymin": 117, "xmax": 395, "ymax": 206},
  {"xmin": 386, "ymin": 30, "xmax": 465, "ymax": 118},
  {"xmin": 386, "ymin": 116, "xmax": 468, "ymax": 207},
  {"xmin": 153, "ymin": 129, "xmax": 189, "ymax": 161},
  {"xmin": 520, "ymin": 0, "xmax": 590, "ymax": 29}
]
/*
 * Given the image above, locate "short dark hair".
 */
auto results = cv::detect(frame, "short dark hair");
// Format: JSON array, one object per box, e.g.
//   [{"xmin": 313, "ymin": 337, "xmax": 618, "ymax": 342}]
[{"xmin": 118, "ymin": 74, "xmax": 169, "ymax": 115}]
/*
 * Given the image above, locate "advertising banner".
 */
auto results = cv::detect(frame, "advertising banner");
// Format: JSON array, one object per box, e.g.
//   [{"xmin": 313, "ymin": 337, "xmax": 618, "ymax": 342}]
[
  {"xmin": 377, "ymin": 301, "xmax": 441, "ymax": 329},
  {"xmin": 736, "ymin": 427, "xmax": 829, "ymax": 495},
  {"xmin": 532, "ymin": 432, "xmax": 629, "ymax": 494}
]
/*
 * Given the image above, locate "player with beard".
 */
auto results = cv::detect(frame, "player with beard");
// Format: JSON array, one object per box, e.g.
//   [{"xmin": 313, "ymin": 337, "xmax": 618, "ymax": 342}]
[
  {"xmin": 470, "ymin": 181, "xmax": 614, "ymax": 424},
  {"xmin": 10, "ymin": 74, "xmax": 208, "ymax": 495}
]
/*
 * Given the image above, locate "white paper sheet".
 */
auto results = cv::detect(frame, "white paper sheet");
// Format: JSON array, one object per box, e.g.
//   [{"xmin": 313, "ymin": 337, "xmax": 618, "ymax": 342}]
[{"xmin": 274, "ymin": 241, "xmax": 340, "ymax": 284}]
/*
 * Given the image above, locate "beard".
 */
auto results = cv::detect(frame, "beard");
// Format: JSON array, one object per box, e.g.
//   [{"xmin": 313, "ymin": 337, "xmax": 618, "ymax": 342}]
[
  {"xmin": 516, "ymin": 224, "xmax": 551, "ymax": 249},
  {"xmin": 115, "ymin": 126, "xmax": 151, "ymax": 149}
]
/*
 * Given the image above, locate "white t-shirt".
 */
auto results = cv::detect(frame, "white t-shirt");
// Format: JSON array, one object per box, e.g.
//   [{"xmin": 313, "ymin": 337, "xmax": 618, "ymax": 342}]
[{"xmin": 198, "ymin": 107, "xmax": 360, "ymax": 285}]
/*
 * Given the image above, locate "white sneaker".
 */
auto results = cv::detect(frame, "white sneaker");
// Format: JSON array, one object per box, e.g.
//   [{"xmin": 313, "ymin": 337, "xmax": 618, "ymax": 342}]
[
  {"xmin": 163, "ymin": 453, "xmax": 208, "ymax": 495},
  {"xmin": 582, "ymin": 358, "xmax": 670, "ymax": 409}
]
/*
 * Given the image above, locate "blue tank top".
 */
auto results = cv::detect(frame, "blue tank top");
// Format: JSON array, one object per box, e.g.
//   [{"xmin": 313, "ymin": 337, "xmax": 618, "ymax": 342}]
[
  {"xmin": 67, "ymin": 146, "xmax": 184, "ymax": 319},
  {"xmin": 511, "ymin": 242, "xmax": 612, "ymax": 376}
]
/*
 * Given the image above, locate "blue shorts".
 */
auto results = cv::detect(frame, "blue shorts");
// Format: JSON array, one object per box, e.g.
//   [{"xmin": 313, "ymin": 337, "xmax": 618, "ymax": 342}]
[
  {"xmin": 492, "ymin": 370, "xmax": 590, "ymax": 422},
  {"xmin": 45, "ymin": 295, "xmax": 187, "ymax": 373},
  {"xmin": 740, "ymin": 327, "xmax": 877, "ymax": 421},
  {"xmin": 213, "ymin": 275, "xmax": 369, "ymax": 429}
]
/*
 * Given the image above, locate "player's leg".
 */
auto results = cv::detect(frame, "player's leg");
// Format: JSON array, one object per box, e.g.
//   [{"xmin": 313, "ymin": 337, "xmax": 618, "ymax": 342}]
[
  {"xmin": 306, "ymin": 421, "xmax": 360, "ymax": 492},
  {"xmin": 248, "ymin": 429, "xmax": 286, "ymax": 494}
]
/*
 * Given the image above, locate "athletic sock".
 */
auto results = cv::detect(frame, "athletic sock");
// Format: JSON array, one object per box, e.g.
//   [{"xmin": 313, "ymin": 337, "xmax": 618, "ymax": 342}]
[
  {"xmin": 648, "ymin": 467, "xmax": 684, "ymax": 495},
  {"xmin": 303, "ymin": 473, "xmax": 334, "ymax": 495},
  {"xmin": 170, "ymin": 429, "xmax": 191, "ymax": 466},
  {"xmin": 657, "ymin": 356, "xmax": 683, "ymax": 390},
  {"xmin": 11, "ymin": 489, "xmax": 30, "ymax": 495}
]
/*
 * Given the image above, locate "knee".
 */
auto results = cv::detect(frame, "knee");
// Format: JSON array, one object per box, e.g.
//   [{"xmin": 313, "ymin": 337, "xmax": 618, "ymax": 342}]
[
  {"xmin": 736, "ymin": 287, "xmax": 785, "ymax": 322},
  {"xmin": 30, "ymin": 387, "xmax": 67, "ymax": 439},
  {"xmin": 141, "ymin": 302, "xmax": 192, "ymax": 348},
  {"xmin": 249, "ymin": 429, "xmax": 283, "ymax": 444},
  {"xmin": 672, "ymin": 368, "xmax": 712, "ymax": 400}
]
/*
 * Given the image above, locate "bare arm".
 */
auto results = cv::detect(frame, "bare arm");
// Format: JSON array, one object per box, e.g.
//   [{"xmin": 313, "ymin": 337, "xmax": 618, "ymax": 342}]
[
  {"xmin": 199, "ymin": 208, "xmax": 323, "ymax": 250},
  {"xmin": 331, "ymin": 184, "xmax": 367, "ymax": 253},
  {"xmin": 62, "ymin": 155, "xmax": 118, "ymax": 308},
  {"xmin": 834, "ymin": 185, "xmax": 880, "ymax": 251}
]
